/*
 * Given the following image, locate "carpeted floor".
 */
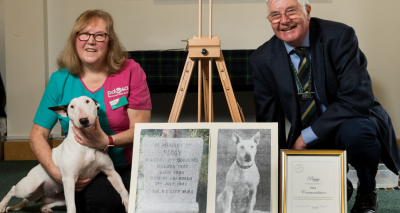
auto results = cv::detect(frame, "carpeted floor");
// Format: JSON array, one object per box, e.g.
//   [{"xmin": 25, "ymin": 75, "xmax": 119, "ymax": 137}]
[
  {"xmin": 1, "ymin": 160, "xmax": 399, "ymax": 212},
  {"xmin": 0, "ymin": 160, "xmax": 66, "ymax": 213}
]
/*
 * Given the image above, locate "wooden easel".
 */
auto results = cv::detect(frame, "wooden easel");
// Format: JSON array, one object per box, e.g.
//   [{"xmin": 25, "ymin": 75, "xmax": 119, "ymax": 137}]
[{"xmin": 168, "ymin": 0, "xmax": 243, "ymax": 123}]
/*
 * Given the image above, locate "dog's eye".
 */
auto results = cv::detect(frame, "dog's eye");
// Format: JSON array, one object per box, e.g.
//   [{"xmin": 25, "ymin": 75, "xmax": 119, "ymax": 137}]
[
  {"xmin": 70, "ymin": 105, "xmax": 74, "ymax": 109},
  {"xmin": 251, "ymin": 146, "xmax": 254, "ymax": 148},
  {"xmin": 241, "ymin": 146, "xmax": 244, "ymax": 149},
  {"xmin": 86, "ymin": 100, "xmax": 90, "ymax": 104}
]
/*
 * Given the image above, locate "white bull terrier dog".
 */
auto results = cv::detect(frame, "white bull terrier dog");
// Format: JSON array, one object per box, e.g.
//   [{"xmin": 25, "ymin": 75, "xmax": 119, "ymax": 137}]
[
  {"xmin": 217, "ymin": 132, "xmax": 261, "ymax": 213},
  {"xmin": 0, "ymin": 96, "xmax": 129, "ymax": 213}
]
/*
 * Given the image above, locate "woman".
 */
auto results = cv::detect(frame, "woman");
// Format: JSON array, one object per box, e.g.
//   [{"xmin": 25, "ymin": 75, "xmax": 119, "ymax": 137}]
[{"xmin": 29, "ymin": 10, "xmax": 151, "ymax": 212}]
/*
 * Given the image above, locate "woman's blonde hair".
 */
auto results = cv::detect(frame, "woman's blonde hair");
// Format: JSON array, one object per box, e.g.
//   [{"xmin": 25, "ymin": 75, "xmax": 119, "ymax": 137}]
[{"xmin": 57, "ymin": 10, "xmax": 128, "ymax": 76}]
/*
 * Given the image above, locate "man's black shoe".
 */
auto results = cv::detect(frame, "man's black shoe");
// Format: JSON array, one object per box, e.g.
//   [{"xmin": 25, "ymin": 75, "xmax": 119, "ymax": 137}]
[
  {"xmin": 351, "ymin": 190, "xmax": 378, "ymax": 213},
  {"xmin": 347, "ymin": 178, "xmax": 354, "ymax": 201}
]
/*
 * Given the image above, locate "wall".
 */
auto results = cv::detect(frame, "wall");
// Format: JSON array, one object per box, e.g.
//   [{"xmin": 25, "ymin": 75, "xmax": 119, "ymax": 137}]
[
  {"xmin": 45, "ymin": 0, "xmax": 271, "ymax": 75},
  {"xmin": 0, "ymin": 0, "xmax": 5, "ymax": 110},
  {"xmin": 3, "ymin": 0, "xmax": 400, "ymax": 139},
  {"xmin": 4, "ymin": 0, "xmax": 47, "ymax": 139}
]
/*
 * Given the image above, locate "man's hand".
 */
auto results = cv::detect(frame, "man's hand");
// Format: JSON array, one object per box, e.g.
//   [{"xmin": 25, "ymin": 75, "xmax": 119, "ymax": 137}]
[
  {"xmin": 72, "ymin": 117, "xmax": 108, "ymax": 150},
  {"xmin": 291, "ymin": 135, "xmax": 307, "ymax": 150}
]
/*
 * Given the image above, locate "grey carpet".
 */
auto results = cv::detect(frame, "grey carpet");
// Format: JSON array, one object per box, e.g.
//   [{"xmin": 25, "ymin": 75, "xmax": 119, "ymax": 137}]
[
  {"xmin": 1, "ymin": 160, "xmax": 399, "ymax": 212},
  {"xmin": 0, "ymin": 160, "xmax": 66, "ymax": 212}
]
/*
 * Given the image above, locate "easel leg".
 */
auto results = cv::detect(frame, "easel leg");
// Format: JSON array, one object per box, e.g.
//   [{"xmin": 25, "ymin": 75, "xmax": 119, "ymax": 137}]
[
  {"xmin": 201, "ymin": 60, "xmax": 209, "ymax": 122},
  {"xmin": 209, "ymin": 60, "xmax": 214, "ymax": 122},
  {"xmin": 168, "ymin": 56, "xmax": 196, "ymax": 123},
  {"xmin": 198, "ymin": 59, "xmax": 202, "ymax": 122},
  {"xmin": 215, "ymin": 51, "xmax": 242, "ymax": 122}
]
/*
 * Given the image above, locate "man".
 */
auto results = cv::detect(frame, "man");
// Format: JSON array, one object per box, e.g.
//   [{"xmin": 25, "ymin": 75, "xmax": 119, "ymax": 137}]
[{"xmin": 251, "ymin": 0, "xmax": 400, "ymax": 212}]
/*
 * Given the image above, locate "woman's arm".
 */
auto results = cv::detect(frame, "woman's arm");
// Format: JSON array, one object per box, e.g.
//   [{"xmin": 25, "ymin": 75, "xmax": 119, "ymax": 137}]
[
  {"xmin": 112, "ymin": 108, "xmax": 151, "ymax": 147},
  {"xmin": 29, "ymin": 124, "xmax": 62, "ymax": 184},
  {"xmin": 73, "ymin": 108, "xmax": 151, "ymax": 150},
  {"xmin": 30, "ymin": 124, "xmax": 92, "ymax": 191}
]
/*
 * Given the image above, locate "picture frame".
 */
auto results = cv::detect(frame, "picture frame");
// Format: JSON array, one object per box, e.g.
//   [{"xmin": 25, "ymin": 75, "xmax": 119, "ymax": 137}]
[
  {"xmin": 280, "ymin": 150, "xmax": 347, "ymax": 213},
  {"xmin": 128, "ymin": 123, "xmax": 279, "ymax": 213}
]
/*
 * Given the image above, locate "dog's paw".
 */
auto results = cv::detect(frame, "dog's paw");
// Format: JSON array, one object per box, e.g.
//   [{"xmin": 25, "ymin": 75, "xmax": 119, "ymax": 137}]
[
  {"xmin": 1, "ymin": 206, "xmax": 9, "ymax": 213},
  {"xmin": 0, "ymin": 206, "xmax": 10, "ymax": 213},
  {"xmin": 122, "ymin": 197, "xmax": 129, "ymax": 212},
  {"xmin": 41, "ymin": 207, "xmax": 53, "ymax": 213},
  {"xmin": 122, "ymin": 201, "xmax": 129, "ymax": 212}
]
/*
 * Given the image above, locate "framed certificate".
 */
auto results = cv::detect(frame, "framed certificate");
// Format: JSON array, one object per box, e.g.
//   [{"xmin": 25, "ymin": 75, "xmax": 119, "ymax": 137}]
[{"xmin": 280, "ymin": 150, "xmax": 347, "ymax": 213}]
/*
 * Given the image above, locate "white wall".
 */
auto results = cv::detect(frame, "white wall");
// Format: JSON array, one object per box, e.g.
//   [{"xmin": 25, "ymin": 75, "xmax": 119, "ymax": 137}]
[
  {"xmin": 3, "ymin": 0, "xmax": 400, "ymax": 139},
  {"xmin": 4, "ymin": 0, "xmax": 47, "ymax": 139}
]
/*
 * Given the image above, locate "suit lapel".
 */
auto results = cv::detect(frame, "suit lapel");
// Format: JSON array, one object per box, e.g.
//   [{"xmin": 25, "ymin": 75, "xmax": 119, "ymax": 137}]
[
  {"xmin": 310, "ymin": 20, "xmax": 329, "ymax": 106},
  {"xmin": 270, "ymin": 40, "xmax": 299, "ymax": 121}
]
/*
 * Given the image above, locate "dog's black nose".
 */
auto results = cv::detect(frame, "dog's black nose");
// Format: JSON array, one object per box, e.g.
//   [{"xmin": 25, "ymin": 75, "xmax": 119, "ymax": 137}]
[
  {"xmin": 244, "ymin": 154, "xmax": 252, "ymax": 162},
  {"xmin": 79, "ymin": 118, "xmax": 89, "ymax": 126}
]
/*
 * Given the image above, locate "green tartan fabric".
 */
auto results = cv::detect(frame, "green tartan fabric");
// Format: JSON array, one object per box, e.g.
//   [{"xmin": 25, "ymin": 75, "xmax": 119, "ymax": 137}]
[{"xmin": 128, "ymin": 50, "xmax": 255, "ymax": 86}]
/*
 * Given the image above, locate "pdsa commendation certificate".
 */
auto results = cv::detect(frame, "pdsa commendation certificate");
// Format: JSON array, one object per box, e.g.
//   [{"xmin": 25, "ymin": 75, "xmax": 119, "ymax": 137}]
[{"xmin": 285, "ymin": 156, "xmax": 341, "ymax": 213}]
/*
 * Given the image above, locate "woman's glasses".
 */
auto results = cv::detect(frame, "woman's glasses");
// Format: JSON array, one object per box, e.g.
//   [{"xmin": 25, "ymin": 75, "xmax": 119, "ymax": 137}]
[{"xmin": 77, "ymin": 32, "xmax": 108, "ymax": 42}]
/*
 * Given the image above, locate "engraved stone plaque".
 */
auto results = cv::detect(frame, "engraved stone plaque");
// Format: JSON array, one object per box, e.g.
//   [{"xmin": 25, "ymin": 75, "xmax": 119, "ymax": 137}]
[{"xmin": 141, "ymin": 138, "xmax": 204, "ymax": 213}]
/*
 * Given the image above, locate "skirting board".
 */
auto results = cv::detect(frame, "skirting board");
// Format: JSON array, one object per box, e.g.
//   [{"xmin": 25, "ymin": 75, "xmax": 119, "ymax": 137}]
[
  {"xmin": 3, "ymin": 139, "xmax": 400, "ymax": 161},
  {"xmin": 3, "ymin": 139, "xmax": 63, "ymax": 160}
]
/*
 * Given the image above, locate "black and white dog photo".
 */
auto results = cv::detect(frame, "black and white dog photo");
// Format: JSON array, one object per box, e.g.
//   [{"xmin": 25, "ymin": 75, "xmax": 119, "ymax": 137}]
[{"xmin": 215, "ymin": 129, "xmax": 271, "ymax": 213}]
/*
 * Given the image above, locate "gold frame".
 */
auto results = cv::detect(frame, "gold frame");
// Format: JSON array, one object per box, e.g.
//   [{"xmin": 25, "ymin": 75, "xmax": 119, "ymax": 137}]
[{"xmin": 280, "ymin": 150, "xmax": 346, "ymax": 213}]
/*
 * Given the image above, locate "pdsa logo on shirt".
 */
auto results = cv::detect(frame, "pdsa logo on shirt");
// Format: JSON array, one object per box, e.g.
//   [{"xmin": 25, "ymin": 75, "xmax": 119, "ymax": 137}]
[{"xmin": 108, "ymin": 86, "xmax": 129, "ymax": 98}]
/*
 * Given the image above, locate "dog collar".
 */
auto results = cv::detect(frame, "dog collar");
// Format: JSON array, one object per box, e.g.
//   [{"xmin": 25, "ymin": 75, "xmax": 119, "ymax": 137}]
[{"xmin": 236, "ymin": 160, "xmax": 253, "ymax": 169}]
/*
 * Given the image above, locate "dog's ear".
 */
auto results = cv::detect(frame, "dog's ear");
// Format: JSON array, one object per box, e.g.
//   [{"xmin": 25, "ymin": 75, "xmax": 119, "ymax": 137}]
[
  {"xmin": 232, "ymin": 132, "xmax": 242, "ymax": 144},
  {"xmin": 91, "ymin": 98, "xmax": 101, "ymax": 110},
  {"xmin": 252, "ymin": 132, "xmax": 260, "ymax": 145},
  {"xmin": 48, "ymin": 105, "xmax": 69, "ymax": 117}
]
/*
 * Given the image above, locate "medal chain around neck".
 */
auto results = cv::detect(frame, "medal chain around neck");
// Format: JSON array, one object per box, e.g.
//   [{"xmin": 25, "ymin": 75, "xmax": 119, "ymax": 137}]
[{"xmin": 290, "ymin": 47, "xmax": 318, "ymax": 128}]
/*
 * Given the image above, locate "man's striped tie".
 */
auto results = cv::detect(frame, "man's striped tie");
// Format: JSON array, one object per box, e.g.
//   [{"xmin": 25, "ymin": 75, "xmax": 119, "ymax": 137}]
[{"xmin": 290, "ymin": 47, "xmax": 318, "ymax": 128}]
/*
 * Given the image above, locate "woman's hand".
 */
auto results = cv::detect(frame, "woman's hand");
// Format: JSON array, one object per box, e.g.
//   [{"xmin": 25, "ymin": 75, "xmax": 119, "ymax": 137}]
[
  {"xmin": 50, "ymin": 168, "xmax": 91, "ymax": 191},
  {"xmin": 72, "ymin": 117, "xmax": 108, "ymax": 150},
  {"xmin": 46, "ymin": 164, "xmax": 63, "ymax": 185},
  {"xmin": 75, "ymin": 178, "xmax": 92, "ymax": 191},
  {"xmin": 47, "ymin": 166, "xmax": 92, "ymax": 191}
]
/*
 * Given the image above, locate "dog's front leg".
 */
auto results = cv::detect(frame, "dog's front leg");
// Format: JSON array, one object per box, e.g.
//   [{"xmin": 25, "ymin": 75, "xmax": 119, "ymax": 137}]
[
  {"xmin": 246, "ymin": 188, "xmax": 257, "ymax": 213},
  {"xmin": 0, "ymin": 186, "xmax": 15, "ymax": 213},
  {"xmin": 224, "ymin": 187, "xmax": 234, "ymax": 213},
  {"xmin": 102, "ymin": 169, "xmax": 129, "ymax": 212},
  {"xmin": 62, "ymin": 177, "xmax": 77, "ymax": 213}
]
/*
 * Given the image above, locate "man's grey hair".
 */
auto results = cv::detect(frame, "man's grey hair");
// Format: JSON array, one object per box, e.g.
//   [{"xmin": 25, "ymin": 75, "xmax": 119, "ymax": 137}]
[{"xmin": 266, "ymin": 0, "xmax": 310, "ymax": 12}]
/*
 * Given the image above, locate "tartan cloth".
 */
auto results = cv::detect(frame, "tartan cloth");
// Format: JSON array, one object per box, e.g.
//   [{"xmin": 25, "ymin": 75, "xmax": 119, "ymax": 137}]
[{"xmin": 128, "ymin": 50, "xmax": 255, "ymax": 87}]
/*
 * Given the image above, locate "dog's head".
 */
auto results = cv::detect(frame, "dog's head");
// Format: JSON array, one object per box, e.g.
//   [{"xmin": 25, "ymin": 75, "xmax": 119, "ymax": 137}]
[
  {"xmin": 49, "ymin": 96, "xmax": 100, "ymax": 129},
  {"xmin": 233, "ymin": 132, "xmax": 260, "ymax": 166}
]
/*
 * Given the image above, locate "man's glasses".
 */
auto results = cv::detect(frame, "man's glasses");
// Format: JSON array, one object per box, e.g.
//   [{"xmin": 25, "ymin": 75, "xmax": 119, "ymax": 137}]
[
  {"xmin": 77, "ymin": 32, "xmax": 108, "ymax": 42},
  {"xmin": 267, "ymin": 7, "xmax": 305, "ymax": 23}
]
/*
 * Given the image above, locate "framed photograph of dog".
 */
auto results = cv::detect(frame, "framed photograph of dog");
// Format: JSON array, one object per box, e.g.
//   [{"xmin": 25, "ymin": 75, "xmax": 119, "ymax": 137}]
[
  {"xmin": 129, "ymin": 123, "xmax": 278, "ymax": 213},
  {"xmin": 280, "ymin": 150, "xmax": 347, "ymax": 213},
  {"xmin": 214, "ymin": 126, "xmax": 278, "ymax": 213}
]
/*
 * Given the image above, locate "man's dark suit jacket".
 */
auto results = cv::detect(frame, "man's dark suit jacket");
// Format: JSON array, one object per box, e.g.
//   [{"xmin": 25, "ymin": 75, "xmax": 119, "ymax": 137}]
[{"xmin": 251, "ymin": 17, "xmax": 400, "ymax": 174}]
